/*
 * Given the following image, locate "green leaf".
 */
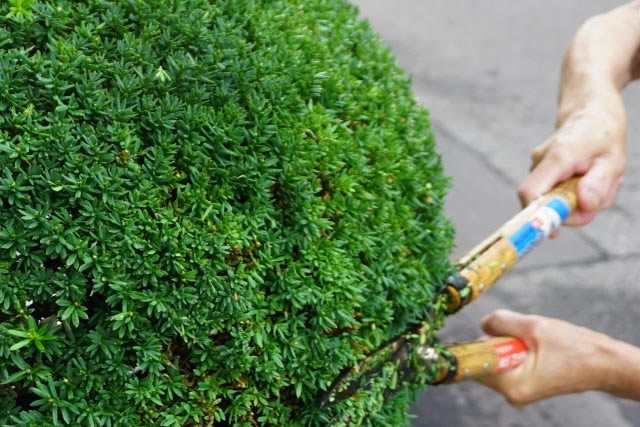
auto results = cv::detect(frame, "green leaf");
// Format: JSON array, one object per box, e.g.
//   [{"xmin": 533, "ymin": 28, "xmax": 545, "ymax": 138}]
[
  {"xmin": 2, "ymin": 370, "xmax": 26, "ymax": 384},
  {"xmin": 66, "ymin": 253, "xmax": 77, "ymax": 266},
  {"xmin": 295, "ymin": 382, "xmax": 302, "ymax": 398},
  {"xmin": 110, "ymin": 312, "xmax": 128, "ymax": 321},
  {"xmin": 27, "ymin": 316, "xmax": 37, "ymax": 330},
  {"xmin": 6, "ymin": 329, "xmax": 29, "ymax": 338},
  {"xmin": 254, "ymin": 330, "xmax": 263, "ymax": 348},
  {"xmin": 61, "ymin": 305, "xmax": 75, "ymax": 321},
  {"xmin": 10, "ymin": 353, "xmax": 28, "ymax": 370},
  {"xmin": 31, "ymin": 383, "xmax": 50, "ymax": 399},
  {"xmin": 10, "ymin": 339, "xmax": 32, "ymax": 351}
]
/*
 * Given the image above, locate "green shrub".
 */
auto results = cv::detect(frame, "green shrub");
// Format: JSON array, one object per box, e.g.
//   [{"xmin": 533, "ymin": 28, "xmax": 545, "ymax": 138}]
[{"xmin": 0, "ymin": 0, "xmax": 454, "ymax": 425}]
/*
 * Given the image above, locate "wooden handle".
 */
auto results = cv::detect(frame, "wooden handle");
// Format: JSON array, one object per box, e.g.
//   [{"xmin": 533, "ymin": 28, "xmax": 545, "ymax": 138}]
[
  {"xmin": 430, "ymin": 337, "xmax": 528, "ymax": 384},
  {"xmin": 445, "ymin": 178, "xmax": 579, "ymax": 313}
]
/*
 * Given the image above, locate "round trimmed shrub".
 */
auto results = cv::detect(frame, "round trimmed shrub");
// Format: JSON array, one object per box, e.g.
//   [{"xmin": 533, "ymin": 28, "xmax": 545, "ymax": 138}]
[{"xmin": 0, "ymin": 0, "xmax": 454, "ymax": 425}]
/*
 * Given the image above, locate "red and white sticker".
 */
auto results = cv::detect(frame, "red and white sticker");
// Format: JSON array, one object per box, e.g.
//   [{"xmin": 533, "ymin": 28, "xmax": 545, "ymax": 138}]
[
  {"xmin": 493, "ymin": 338, "xmax": 528, "ymax": 373},
  {"xmin": 530, "ymin": 206, "xmax": 562, "ymax": 238}
]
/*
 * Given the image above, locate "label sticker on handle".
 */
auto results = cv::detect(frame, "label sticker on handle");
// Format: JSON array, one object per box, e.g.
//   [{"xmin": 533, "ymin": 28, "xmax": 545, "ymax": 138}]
[
  {"xmin": 508, "ymin": 196, "xmax": 570, "ymax": 258},
  {"xmin": 493, "ymin": 339, "xmax": 528, "ymax": 373}
]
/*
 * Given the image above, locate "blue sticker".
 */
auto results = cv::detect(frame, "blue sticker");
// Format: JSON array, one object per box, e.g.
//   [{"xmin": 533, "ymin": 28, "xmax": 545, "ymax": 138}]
[
  {"xmin": 509, "ymin": 223, "xmax": 542, "ymax": 257},
  {"xmin": 508, "ymin": 196, "xmax": 570, "ymax": 258},
  {"xmin": 546, "ymin": 197, "xmax": 570, "ymax": 221}
]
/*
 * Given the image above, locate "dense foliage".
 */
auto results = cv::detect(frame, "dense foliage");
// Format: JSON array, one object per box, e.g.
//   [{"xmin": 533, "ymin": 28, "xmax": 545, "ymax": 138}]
[{"xmin": 0, "ymin": 0, "xmax": 454, "ymax": 425}]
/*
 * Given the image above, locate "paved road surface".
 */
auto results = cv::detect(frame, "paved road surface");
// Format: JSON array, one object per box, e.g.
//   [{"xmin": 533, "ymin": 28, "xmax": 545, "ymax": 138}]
[{"xmin": 352, "ymin": 2, "xmax": 640, "ymax": 426}]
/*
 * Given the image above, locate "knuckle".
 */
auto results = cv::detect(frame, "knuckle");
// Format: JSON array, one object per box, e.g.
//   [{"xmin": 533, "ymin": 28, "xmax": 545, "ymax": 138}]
[
  {"xmin": 492, "ymin": 309, "xmax": 511, "ymax": 320},
  {"xmin": 530, "ymin": 146, "xmax": 544, "ymax": 162},
  {"xmin": 582, "ymin": 15, "xmax": 606, "ymax": 30},
  {"xmin": 484, "ymin": 310, "xmax": 505, "ymax": 327},
  {"xmin": 527, "ymin": 317, "xmax": 550, "ymax": 338},
  {"xmin": 518, "ymin": 185, "xmax": 536, "ymax": 204},
  {"xmin": 547, "ymin": 145, "xmax": 572, "ymax": 165},
  {"xmin": 610, "ymin": 156, "xmax": 626, "ymax": 177}
]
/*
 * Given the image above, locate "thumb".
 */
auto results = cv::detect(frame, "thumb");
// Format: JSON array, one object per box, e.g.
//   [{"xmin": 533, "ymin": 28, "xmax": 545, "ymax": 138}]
[
  {"xmin": 478, "ymin": 310, "xmax": 535, "ymax": 406},
  {"xmin": 578, "ymin": 158, "xmax": 616, "ymax": 211},
  {"xmin": 563, "ymin": 157, "xmax": 623, "ymax": 226},
  {"xmin": 518, "ymin": 147, "xmax": 577, "ymax": 207},
  {"xmin": 480, "ymin": 309, "xmax": 533, "ymax": 338}
]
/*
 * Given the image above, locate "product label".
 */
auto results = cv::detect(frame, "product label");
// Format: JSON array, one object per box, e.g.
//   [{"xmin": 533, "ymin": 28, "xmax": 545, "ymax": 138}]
[
  {"xmin": 508, "ymin": 196, "xmax": 570, "ymax": 258},
  {"xmin": 493, "ymin": 338, "xmax": 528, "ymax": 373}
]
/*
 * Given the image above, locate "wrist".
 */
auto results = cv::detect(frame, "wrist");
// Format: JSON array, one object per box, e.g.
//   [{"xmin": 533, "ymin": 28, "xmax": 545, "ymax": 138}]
[
  {"xmin": 555, "ymin": 86, "xmax": 626, "ymax": 139},
  {"xmin": 564, "ymin": 17, "xmax": 626, "ymax": 89},
  {"xmin": 557, "ymin": 22, "xmax": 625, "ymax": 125},
  {"xmin": 592, "ymin": 335, "xmax": 640, "ymax": 398},
  {"xmin": 556, "ymin": 85, "xmax": 623, "ymax": 126}
]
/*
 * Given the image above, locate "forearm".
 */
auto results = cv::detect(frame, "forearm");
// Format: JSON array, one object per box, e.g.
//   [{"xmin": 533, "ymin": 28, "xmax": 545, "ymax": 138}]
[
  {"xmin": 597, "ymin": 337, "xmax": 640, "ymax": 401},
  {"xmin": 557, "ymin": 1, "xmax": 640, "ymax": 124}
]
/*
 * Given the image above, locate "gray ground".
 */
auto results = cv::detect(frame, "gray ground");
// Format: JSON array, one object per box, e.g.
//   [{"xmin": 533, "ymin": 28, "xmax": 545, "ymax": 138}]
[{"xmin": 351, "ymin": 1, "xmax": 640, "ymax": 426}]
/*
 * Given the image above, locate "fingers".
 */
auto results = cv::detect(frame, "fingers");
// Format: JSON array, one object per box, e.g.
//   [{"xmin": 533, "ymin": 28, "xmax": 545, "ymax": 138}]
[
  {"xmin": 518, "ymin": 145, "xmax": 578, "ymax": 208},
  {"xmin": 564, "ymin": 158, "xmax": 624, "ymax": 226},
  {"xmin": 603, "ymin": 175, "xmax": 624, "ymax": 209},
  {"xmin": 479, "ymin": 374, "xmax": 529, "ymax": 408},
  {"xmin": 529, "ymin": 141, "xmax": 551, "ymax": 170},
  {"xmin": 478, "ymin": 310, "xmax": 537, "ymax": 406},
  {"xmin": 562, "ymin": 210, "xmax": 599, "ymax": 227},
  {"xmin": 478, "ymin": 310, "xmax": 613, "ymax": 406},
  {"xmin": 578, "ymin": 157, "xmax": 623, "ymax": 210},
  {"xmin": 480, "ymin": 309, "xmax": 534, "ymax": 338},
  {"xmin": 479, "ymin": 374, "xmax": 532, "ymax": 408},
  {"xmin": 520, "ymin": 139, "xmax": 625, "ymax": 228}
]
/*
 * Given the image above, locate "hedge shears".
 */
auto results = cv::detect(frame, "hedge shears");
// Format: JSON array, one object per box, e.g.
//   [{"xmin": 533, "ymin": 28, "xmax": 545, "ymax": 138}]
[{"xmin": 319, "ymin": 178, "xmax": 579, "ymax": 412}]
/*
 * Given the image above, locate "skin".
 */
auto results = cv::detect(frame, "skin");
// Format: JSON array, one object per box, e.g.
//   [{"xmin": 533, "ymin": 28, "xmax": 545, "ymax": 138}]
[
  {"xmin": 479, "ymin": 2, "xmax": 640, "ymax": 405},
  {"xmin": 519, "ymin": 1, "xmax": 640, "ymax": 227},
  {"xmin": 479, "ymin": 310, "xmax": 640, "ymax": 405}
]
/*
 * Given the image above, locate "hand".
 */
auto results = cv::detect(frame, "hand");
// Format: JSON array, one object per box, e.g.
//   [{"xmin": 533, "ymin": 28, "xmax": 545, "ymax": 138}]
[
  {"xmin": 476, "ymin": 310, "xmax": 614, "ymax": 406},
  {"xmin": 517, "ymin": 4, "xmax": 640, "ymax": 228},
  {"xmin": 518, "ymin": 97, "xmax": 626, "ymax": 227}
]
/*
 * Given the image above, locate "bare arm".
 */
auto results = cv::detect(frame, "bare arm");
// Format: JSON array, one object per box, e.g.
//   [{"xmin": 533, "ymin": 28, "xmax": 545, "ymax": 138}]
[
  {"xmin": 601, "ymin": 335, "xmax": 640, "ymax": 401},
  {"xmin": 478, "ymin": 310, "xmax": 640, "ymax": 405},
  {"xmin": 519, "ymin": 1, "xmax": 640, "ymax": 226},
  {"xmin": 560, "ymin": 0, "xmax": 640, "ymax": 94}
]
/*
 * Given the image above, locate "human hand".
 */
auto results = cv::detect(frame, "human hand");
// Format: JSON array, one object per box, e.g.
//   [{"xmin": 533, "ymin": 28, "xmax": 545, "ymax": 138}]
[
  {"xmin": 518, "ymin": 97, "xmax": 626, "ymax": 228},
  {"xmin": 476, "ymin": 310, "xmax": 615, "ymax": 406},
  {"xmin": 517, "ymin": 7, "xmax": 639, "ymax": 229}
]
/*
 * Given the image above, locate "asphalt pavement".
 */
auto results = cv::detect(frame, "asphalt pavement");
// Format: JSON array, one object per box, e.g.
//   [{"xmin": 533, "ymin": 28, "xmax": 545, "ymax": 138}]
[{"xmin": 351, "ymin": 1, "xmax": 640, "ymax": 426}]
